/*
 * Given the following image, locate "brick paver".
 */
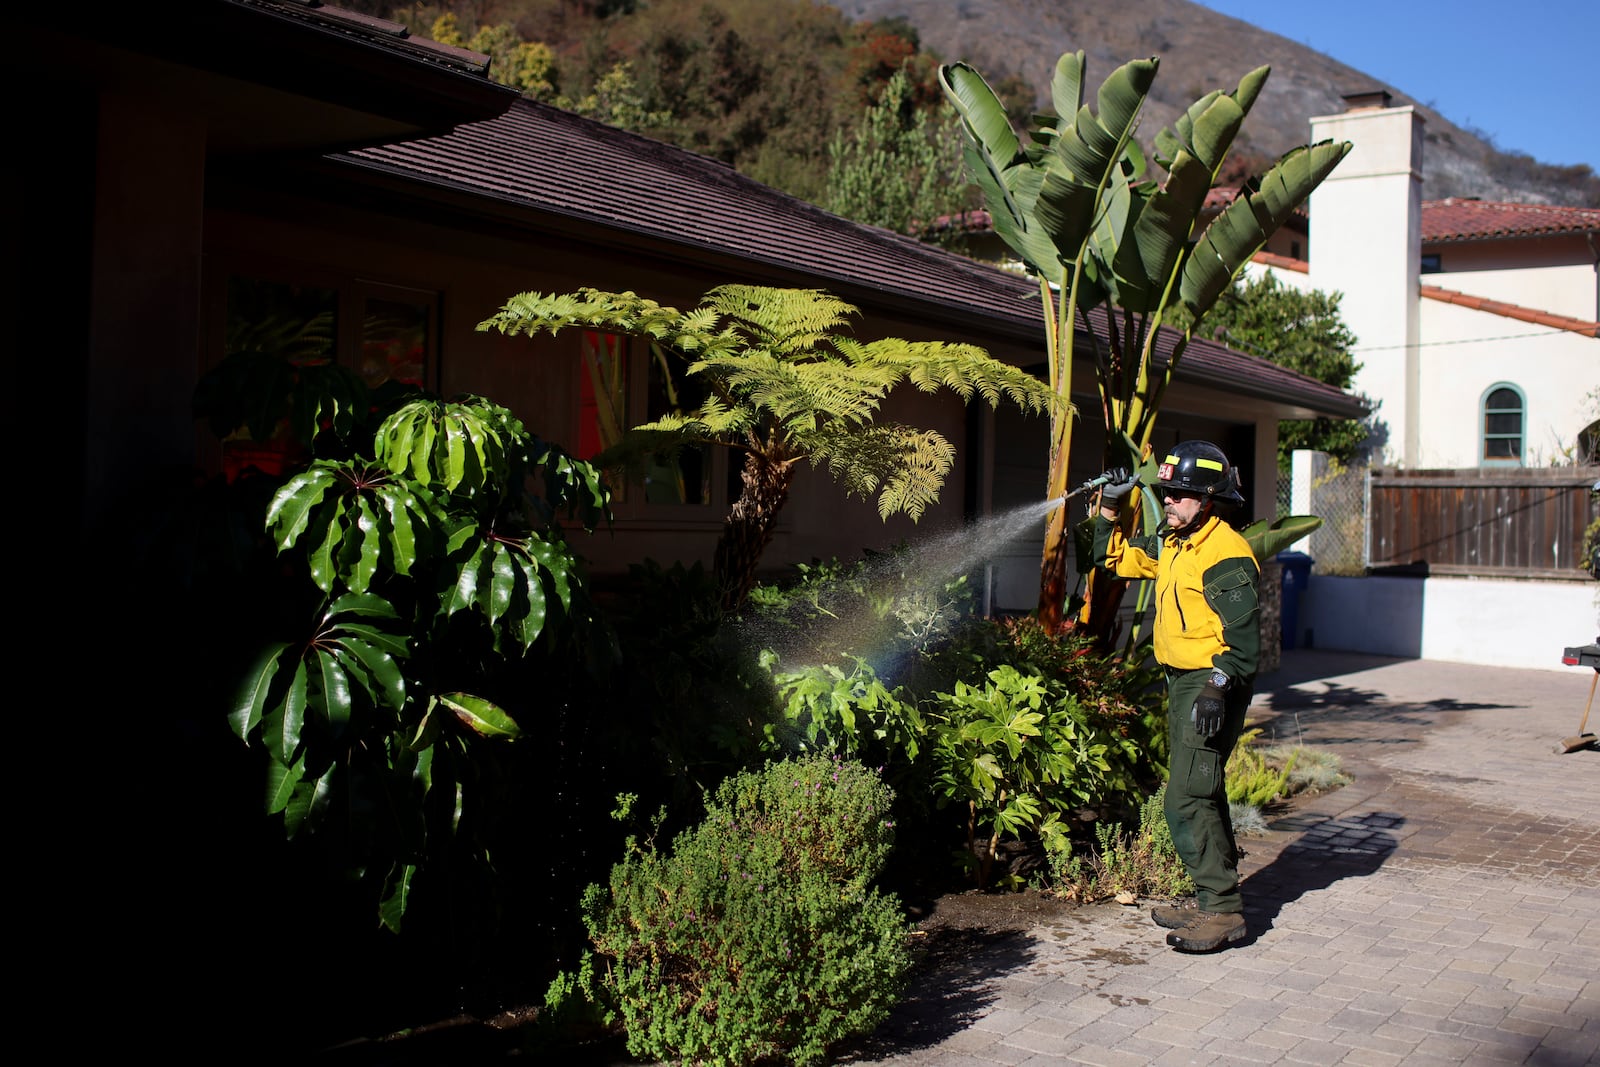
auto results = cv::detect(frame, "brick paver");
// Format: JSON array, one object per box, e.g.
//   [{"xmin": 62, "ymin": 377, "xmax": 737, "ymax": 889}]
[{"xmin": 843, "ymin": 650, "xmax": 1600, "ymax": 1067}]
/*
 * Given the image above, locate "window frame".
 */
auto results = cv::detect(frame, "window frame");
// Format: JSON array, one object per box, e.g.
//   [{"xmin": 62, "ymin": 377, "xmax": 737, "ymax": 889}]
[
  {"xmin": 1479, "ymin": 382, "xmax": 1526, "ymax": 467},
  {"xmin": 574, "ymin": 331, "xmax": 734, "ymax": 523},
  {"xmin": 201, "ymin": 255, "xmax": 442, "ymax": 475}
]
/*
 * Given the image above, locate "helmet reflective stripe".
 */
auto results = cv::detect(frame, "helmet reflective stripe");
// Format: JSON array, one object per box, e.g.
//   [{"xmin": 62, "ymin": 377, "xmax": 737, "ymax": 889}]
[{"xmin": 1155, "ymin": 440, "xmax": 1245, "ymax": 505}]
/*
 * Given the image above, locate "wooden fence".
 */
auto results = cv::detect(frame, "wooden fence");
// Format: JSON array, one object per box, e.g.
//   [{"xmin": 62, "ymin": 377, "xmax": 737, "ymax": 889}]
[{"xmin": 1367, "ymin": 467, "xmax": 1599, "ymax": 579}]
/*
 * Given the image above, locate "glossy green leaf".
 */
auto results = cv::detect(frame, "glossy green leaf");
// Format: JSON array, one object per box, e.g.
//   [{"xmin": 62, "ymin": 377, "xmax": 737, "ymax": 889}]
[
  {"xmin": 264, "ymin": 754, "xmax": 306, "ymax": 817},
  {"xmin": 447, "ymin": 542, "xmax": 488, "ymax": 618},
  {"xmin": 378, "ymin": 484, "xmax": 418, "ymax": 577},
  {"xmin": 411, "ymin": 416, "xmax": 436, "ymax": 484},
  {"xmin": 327, "ymin": 592, "xmax": 400, "ymax": 620},
  {"xmin": 265, "ymin": 468, "xmax": 336, "ymax": 552},
  {"xmin": 527, "ymin": 538, "xmax": 572, "ymax": 611},
  {"xmin": 486, "ymin": 543, "xmax": 518, "ymax": 625},
  {"xmin": 411, "ymin": 701, "xmax": 443, "ymax": 752},
  {"xmin": 230, "ymin": 642, "xmax": 290, "ymax": 741},
  {"xmin": 306, "ymin": 493, "xmax": 346, "ymax": 593},
  {"xmin": 407, "ymin": 741, "xmax": 433, "ymax": 800},
  {"xmin": 266, "ymin": 659, "xmax": 309, "ymax": 765},
  {"xmin": 438, "ymin": 691, "xmax": 522, "ymax": 739},
  {"xmin": 315, "ymin": 648, "xmax": 351, "ymax": 737},
  {"xmin": 350, "ymin": 496, "xmax": 381, "ymax": 594},
  {"xmin": 333, "ymin": 621, "xmax": 409, "ymax": 660},
  {"xmin": 380, "ymin": 410, "xmax": 415, "ymax": 476},
  {"xmin": 281, "ymin": 759, "xmax": 335, "ymax": 836},
  {"xmin": 444, "ymin": 415, "xmax": 467, "ymax": 491},
  {"xmin": 445, "ymin": 520, "xmax": 478, "ymax": 555},
  {"xmin": 378, "ymin": 862, "xmax": 416, "ymax": 934},
  {"xmin": 338, "ymin": 637, "xmax": 406, "ymax": 710},
  {"xmin": 329, "ymin": 644, "xmax": 377, "ymax": 708}
]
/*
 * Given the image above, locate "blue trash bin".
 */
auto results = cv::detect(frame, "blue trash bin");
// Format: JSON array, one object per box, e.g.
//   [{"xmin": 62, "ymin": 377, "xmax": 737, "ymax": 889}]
[{"xmin": 1276, "ymin": 551, "xmax": 1313, "ymax": 651}]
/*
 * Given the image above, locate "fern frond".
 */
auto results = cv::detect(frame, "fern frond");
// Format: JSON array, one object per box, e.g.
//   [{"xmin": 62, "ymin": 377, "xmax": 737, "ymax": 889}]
[
  {"xmin": 803, "ymin": 423, "xmax": 955, "ymax": 520},
  {"xmin": 852, "ymin": 339, "xmax": 1060, "ymax": 416},
  {"xmin": 702, "ymin": 285, "xmax": 859, "ymax": 355}
]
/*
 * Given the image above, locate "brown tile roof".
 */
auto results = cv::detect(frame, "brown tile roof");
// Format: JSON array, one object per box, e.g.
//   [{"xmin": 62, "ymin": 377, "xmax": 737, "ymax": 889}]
[
  {"xmin": 1421, "ymin": 198, "xmax": 1600, "ymax": 243},
  {"xmin": 1420, "ymin": 285, "xmax": 1600, "ymax": 338},
  {"xmin": 22, "ymin": 1, "xmax": 517, "ymax": 148},
  {"xmin": 335, "ymin": 100, "xmax": 1366, "ymax": 419}
]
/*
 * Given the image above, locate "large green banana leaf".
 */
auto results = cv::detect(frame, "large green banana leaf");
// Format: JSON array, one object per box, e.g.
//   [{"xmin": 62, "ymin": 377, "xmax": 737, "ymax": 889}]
[
  {"xmin": 1181, "ymin": 140, "xmax": 1353, "ymax": 314},
  {"xmin": 938, "ymin": 62, "xmax": 1061, "ymax": 282},
  {"xmin": 1034, "ymin": 55, "xmax": 1158, "ymax": 279}
]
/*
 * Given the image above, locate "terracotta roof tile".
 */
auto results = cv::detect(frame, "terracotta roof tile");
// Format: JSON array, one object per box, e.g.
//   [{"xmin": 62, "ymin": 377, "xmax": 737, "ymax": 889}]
[
  {"xmin": 338, "ymin": 100, "xmax": 1367, "ymax": 419},
  {"xmin": 1252, "ymin": 250, "xmax": 1309, "ymax": 273},
  {"xmin": 1421, "ymin": 198, "xmax": 1600, "ymax": 243},
  {"xmin": 1420, "ymin": 285, "xmax": 1600, "ymax": 337}
]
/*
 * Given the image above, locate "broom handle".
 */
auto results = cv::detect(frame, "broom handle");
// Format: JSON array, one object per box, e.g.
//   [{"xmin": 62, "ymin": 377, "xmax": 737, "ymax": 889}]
[{"xmin": 1581, "ymin": 670, "xmax": 1597, "ymax": 734}]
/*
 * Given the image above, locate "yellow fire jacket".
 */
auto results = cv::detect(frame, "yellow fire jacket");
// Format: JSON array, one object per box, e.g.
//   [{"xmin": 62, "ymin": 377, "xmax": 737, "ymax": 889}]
[{"xmin": 1092, "ymin": 513, "xmax": 1261, "ymax": 679}]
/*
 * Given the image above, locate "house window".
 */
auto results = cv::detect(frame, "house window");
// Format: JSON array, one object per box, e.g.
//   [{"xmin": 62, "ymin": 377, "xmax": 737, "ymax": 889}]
[
  {"xmin": 643, "ymin": 342, "xmax": 712, "ymax": 505},
  {"xmin": 222, "ymin": 274, "xmax": 438, "ymax": 390},
  {"xmin": 212, "ymin": 270, "xmax": 439, "ymax": 478},
  {"xmin": 577, "ymin": 331, "xmax": 716, "ymax": 509},
  {"xmin": 1420, "ymin": 253, "xmax": 1441, "ymax": 273},
  {"xmin": 1480, "ymin": 384, "xmax": 1525, "ymax": 465}
]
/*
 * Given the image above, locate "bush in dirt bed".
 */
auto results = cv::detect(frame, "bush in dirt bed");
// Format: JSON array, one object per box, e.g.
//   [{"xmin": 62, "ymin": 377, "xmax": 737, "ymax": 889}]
[{"xmin": 580, "ymin": 755, "xmax": 912, "ymax": 1067}]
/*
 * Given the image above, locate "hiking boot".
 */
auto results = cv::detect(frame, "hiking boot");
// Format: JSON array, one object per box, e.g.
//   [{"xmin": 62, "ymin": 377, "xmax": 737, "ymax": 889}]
[
  {"xmin": 1150, "ymin": 902, "xmax": 1198, "ymax": 929},
  {"xmin": 1166, "ymin": 910, "xmax": 1246, "ymax": 952}
]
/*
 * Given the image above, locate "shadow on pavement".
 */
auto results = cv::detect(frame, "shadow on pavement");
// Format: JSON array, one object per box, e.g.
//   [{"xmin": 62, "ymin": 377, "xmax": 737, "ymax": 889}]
[
  {"xmin": 1237, "ymin": 811, "xmax": 1401, "ymax": 944},
  {"xmin": 836, "ymin": 927, "xmax": 1030, "ymax": 1062}
]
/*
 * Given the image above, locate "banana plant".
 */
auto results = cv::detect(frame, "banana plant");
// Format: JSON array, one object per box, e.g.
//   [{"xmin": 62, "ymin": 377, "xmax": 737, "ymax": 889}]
[{"xmin": 941, "ymin": 52, "xmax": 1351, "ymax": 632}]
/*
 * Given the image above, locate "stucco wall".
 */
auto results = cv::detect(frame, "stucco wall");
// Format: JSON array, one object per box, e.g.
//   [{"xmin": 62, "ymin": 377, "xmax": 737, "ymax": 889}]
[
  {"xmin": 1417, "ymin": 298, "xmax": 1595, "ymax": 467},
  {"xmin": 1428, "ymin": 261, "xmax": 1596, "ymax": 321},
  {"xmin": 1289, "ymin": 573, "xmax": 1598, "ymax": 672}
]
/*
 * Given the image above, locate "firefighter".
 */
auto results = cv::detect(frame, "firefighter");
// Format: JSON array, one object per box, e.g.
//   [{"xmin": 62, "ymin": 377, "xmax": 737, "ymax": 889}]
[{"xmin": 1093, "ymin": 441, "xmax": 1260, "ymax": 952}]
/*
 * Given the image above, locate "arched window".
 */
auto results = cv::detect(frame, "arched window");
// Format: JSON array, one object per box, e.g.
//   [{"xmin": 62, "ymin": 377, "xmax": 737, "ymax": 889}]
[{"xmin": 1480, "ymin": 384, "xmax": 1525, "ymax": 466}]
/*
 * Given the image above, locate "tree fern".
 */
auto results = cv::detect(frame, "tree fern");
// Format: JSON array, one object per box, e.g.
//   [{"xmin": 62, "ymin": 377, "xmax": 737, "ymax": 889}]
[{"xmin": 481, "ymin": 283, "xmax": 1062, "ymax": 608}]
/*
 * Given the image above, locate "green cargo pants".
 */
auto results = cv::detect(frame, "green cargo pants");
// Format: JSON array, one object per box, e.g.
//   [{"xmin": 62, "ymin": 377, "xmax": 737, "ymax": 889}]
[{"xmin": 1164, "ymin": 667, "xmax": 1253, "ymax": 914}]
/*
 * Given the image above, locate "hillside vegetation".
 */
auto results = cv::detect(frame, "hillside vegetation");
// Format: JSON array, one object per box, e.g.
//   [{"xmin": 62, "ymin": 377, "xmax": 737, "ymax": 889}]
[
  {"xmin": 832, "ymin": 0, "xmax": 1598, "ymax": 206},
  {"xmin": 365, "ymin": 0, "xmax": 1597, "ymax": 211}
]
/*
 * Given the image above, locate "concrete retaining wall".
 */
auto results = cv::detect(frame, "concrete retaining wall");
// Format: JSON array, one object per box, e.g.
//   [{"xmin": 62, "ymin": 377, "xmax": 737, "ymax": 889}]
[{"xmin": 1289, "ymin": 574, "xmax": 1599, "ymax": 672}]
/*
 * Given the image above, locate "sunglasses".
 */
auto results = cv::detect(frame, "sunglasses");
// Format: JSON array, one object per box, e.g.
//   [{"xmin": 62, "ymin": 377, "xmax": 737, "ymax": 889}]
[{"xmin": 1159, "ymin": 487, "xmax": 1203, "ymax": 501}]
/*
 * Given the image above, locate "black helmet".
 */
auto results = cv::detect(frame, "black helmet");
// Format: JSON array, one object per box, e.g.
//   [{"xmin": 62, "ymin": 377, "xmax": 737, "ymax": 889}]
[{"xmin": 1156, "ymin": 441, "xmax": 1245, "ymax": 505}]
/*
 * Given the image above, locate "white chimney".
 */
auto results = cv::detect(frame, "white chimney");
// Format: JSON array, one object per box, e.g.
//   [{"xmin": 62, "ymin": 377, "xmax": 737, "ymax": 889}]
[{"xmin": 1309, "ymin": 92, "xmax": 1425, "ymax": 466}]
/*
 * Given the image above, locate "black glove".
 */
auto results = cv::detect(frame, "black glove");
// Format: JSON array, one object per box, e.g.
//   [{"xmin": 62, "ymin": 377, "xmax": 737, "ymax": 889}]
[
  {"xmin": 1098, "ymin": 468, "xmax": 1139, "ymax": 508},
  {"xmin": 1191, "ymin": 683, "xmax": 1226, "ymax": 739}
]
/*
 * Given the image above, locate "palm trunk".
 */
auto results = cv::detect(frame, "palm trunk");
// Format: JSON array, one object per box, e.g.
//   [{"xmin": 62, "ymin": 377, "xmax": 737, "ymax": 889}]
[{"xmin": 714, "ymin": 451, "xmax": 795, "ymax": 612}]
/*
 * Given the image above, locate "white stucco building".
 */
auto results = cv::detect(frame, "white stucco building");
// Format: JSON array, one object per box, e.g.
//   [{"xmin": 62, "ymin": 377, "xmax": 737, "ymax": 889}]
[{"xmin": 1248, "ymin": 92, "xmax": 1598, "ymax": 469}]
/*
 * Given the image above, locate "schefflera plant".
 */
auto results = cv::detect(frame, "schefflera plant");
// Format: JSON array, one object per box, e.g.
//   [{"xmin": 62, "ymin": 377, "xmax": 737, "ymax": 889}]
[
  {"xmin": 574, "ymin": 755, "xmax": 912, "ymax": 1067},
  {"xmin": 229, "ymin": 394, "xmax": 610, "ymax": 931}
]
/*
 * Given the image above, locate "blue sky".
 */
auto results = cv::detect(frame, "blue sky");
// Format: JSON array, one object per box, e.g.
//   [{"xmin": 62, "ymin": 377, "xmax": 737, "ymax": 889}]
[{"xmin": 1194, "ymin": 1, "xmax": 1600, "ymax": 171}]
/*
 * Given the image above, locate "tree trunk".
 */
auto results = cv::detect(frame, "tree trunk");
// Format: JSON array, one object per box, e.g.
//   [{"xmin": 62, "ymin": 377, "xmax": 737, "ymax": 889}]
[
  {"xmin": 1035, "ymin": 416, "xmax": 1075, "ymax": 630},
  {"xmin": 714, "ymin": 452, "xmax": 796, "ymax": 612}
]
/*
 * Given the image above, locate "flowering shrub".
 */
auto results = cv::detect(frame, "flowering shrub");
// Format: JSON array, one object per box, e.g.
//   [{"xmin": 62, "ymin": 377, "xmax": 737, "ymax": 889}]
[{"xmin": 580, "ymin": 755, "xmax": 911, "ymax": 1066}]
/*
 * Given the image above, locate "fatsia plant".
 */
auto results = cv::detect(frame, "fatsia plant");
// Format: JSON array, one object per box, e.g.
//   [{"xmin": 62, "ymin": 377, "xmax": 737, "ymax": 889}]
[
  {"xmin": 225, "ymin": 391, "xmax": 610, "ymax": 931},
  {"xmin": 940, "ymin": 52, "xmax": 1352, "ymax": 631},
  {"xmin": 479, "ymin": 283, "xmax": 1059, "ymax": 610}
]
